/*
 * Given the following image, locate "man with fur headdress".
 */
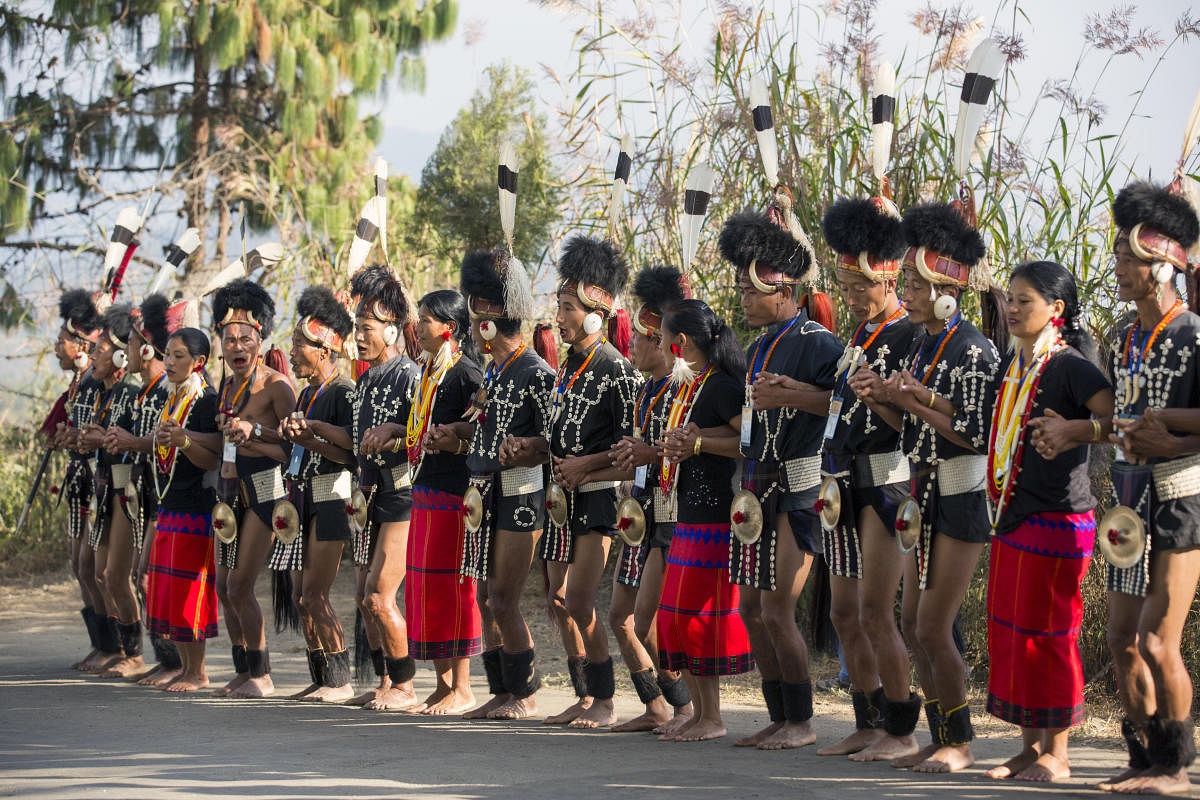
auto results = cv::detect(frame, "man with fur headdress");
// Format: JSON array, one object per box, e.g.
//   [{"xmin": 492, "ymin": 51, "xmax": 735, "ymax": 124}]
[
  {"xmin": 451, "ymin": 246, "xmax": 555, "ymax": 722},
  {"xmin": 205, "ymin": 278, "xmax": 297, "ymax": 699},
  {"xmin": 541, "ymin": 235, "xmax": 641, "ymax": 728},
  {"xmin": 718, "ymin": 195, "xmax": 844, "ymax": 750},
  {"xmin": 52, "ymin": 289, "xmax": 106, "ymax": 670},
  {"xmin": 818, "ymin": 197, "xmax": 924, "ymax": 760},
  {"xmin": 1098, "ymin": 182, "xmax": 1200, "ymax": 796}
]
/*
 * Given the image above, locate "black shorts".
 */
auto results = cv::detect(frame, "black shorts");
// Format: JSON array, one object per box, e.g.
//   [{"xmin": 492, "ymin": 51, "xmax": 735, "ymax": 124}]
[
  {"xmin": 308, "ymin": 499, "xmax": 353, "ymax": 542},
  {"xmin": 371, "ymin": 487, "xmax": 413, "ymax": 525},
  {"xmin": 496, "ymin": 489, "xmax": 545, "ymax": 533},
  {"xmin": 781, "ymin": 486, "xmax": 823, "ymax": 555}
]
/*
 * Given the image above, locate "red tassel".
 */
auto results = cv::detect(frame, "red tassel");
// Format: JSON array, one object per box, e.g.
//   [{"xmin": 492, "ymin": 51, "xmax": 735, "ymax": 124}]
[
  {"xmin": 800, "ymin": 291, "xmax": 834, "ymax": 332},
  {"xmin": 402, "ymin": 322, "xmax": 421, "ymax": 362},
  {"xmin": 533, "ymin": 323, "xmax": 558, "ymax": 371},
  {"xmin": 263, "ymin": 345, "xmax": 292, "ymax": 381},
  {"xmin": 732, "ymin": 511, "xmax": 746, "ymax": 524},
  {"xmin": 607, "ymin": 308, "xmax": 632, "ymax": 358},
  {"xmin": 354, "ymin": 359, "xmax": 370, "ymax": 379},
  {"xmin": 895, "ymin": 519, "xmax": 908, "ymax": 531}
]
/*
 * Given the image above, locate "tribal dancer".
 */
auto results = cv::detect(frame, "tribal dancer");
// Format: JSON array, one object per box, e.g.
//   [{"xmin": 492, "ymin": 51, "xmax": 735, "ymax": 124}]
[
  {"xmin": 982, "ymin": 261, "xmax": 1112, "ymax": 783},
  {"xmin": 543, "ymin": 235, "xmax": 640, "ymax": 728},
  {"xmin": 104, "ymin": 294, "xmax": 178, "ymax": 685},
  {"xmin": 210, "ymin": 279, "xmax": 296, "ymax": 698},
  {"xmin": 720, "ymin": 202, "xmax": 842, "ymax": 751},
  {"xmin": 346, "ymin": 265, "xmax": 422, "ymax": 710},
  {"xmin": 458, "ymin": 246, "xmax": 554, "ymax": 722},
  {"xmin": 819, "ymin": 195, "xmax": 923, "ymax": 760},
  {"xmin": 853, "ymin": 202, "xmax": 1004, "ymax": 773},
  {"xmin": 402, "ymin": 290, "xmax": 484, "ymax": 714},
  {"xmin": 147, "ymin": 327, "xmax": 221, "ymax": 691},
  {"xmin": 53, "ymin": 289, "xmax": 105, "ymax": 670},
  {"xmin": 607, "ymin": 265, "xmax": 694, "ymax": 733},
  {"xmin": 77, "ymin": 303, "xmax": 139, "ymax": 677},
  {"xmin": 653, "ymin": 300, "xmax": 750, "ymax": 742},
  {"xmin": 278, "ymin": 287, "xmax": 357, "ymax": 703},
  {"xmin": 1098, "ymin": 182, "xmax": 1200, "ymax": 796}
]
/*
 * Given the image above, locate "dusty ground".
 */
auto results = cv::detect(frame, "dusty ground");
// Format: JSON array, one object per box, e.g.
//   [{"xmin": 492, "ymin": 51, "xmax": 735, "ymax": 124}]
[{"xmin": 0, "ymin": 558, "xmax": 1193, "ymax": 798}]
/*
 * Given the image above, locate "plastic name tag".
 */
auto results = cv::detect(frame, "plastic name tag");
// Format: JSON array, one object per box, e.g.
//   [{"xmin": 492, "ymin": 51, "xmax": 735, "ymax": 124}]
[
  {"xmin": 286, "ymin": 445, "xmax": 306, "ymax": 478},
  {"xmin": 740, "ymin": 405, "xmax": 754, "ymax": 448},
  {"xmin": 824, "ymin": 397, "xmax": 844, "ymax": 440},
  {"xmin": 1114, "ymin": 413, "xmax": 1136, "ymax": 463},
  {"xmin": 222, "ymin": 440, "xmax": 237, "ymax": 463},
  {"xmin": 634, "ymin": 464, "xmax": 648, "ymax": 489}
]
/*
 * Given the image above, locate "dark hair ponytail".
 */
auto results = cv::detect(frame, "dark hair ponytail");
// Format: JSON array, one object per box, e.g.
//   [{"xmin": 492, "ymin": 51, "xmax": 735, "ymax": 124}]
[
  {"xmin": 1009, "ymin": 260, "xmax": 1098, "ymax": 364},
  {"xmin": 979, "ymin": 285, "xmax": 1010, "ymax": 353},
  {"xmin": 168, "ymin": 327, "xmax": 216, "ymax": 388},
  {"xmin": 662, "ymin": 299, "xmax": 747, "ymax": 379},
  {"xmin": 419, "ymin": 289, "xmax": 480, "ymax": 364}
]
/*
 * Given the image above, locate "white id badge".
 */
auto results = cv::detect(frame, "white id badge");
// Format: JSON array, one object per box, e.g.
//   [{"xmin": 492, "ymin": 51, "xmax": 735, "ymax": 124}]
[
  {"xmin": 823, "ymin": 397, "xmax": 843, "ymax": 440},
  {"xmin": 286, "ymin": 445, "xmax": 306, "ymax": 478},
  {"xmin": 634, "ymin": 464, "xmax": 648, "ymax": 489},
  {"xmin": 222, "ymin": 440, "xmax": 237, "ymax": 463},
  {"xmin": 740, "ymin": 405, "xmax": 754, "ymax": 448}
]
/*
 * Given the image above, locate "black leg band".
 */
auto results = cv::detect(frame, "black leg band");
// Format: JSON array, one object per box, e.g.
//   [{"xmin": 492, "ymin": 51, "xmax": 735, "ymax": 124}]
[
  {"xmin": 924, "ymin": 699, "xmax": 946, "ymax": 745},
  {"xmin": 1147, "ymin": 715, "xmax": 1197, "ymax": 770},
  {"xmin": 326, "ymin": 649, "xmax": 352, "ymax": 688},
  {"xmin": 1122, "ymin": 717, "xmax": 1151, "ymax": 770},
  {"xmin": 370, "ymin": 648, "xmax": 385, "ymax": 678},
  {"xmin": 150, "ymin": 634, "xmax": 181, "ymax": 670},
  {"xmin": 882, "ymin": 690, "xmax": 922, "ymax": 736},
  {"xmin": 762, "ymin": 679, "xmax": 785, "ymax": 723},
  {"xmin": 385, "ymin": 655, "xmax": 416, "ymax": 685},
  {"xmin": 98, "ymin": 616, "xmax": 122, "ymax": 654},
  {"xmin": 118, "ymin": 620, "xmax": 144, "ymax": 658},
  {"xmin": 501, "ymin": 648, "xmax": 541, "ymax": 698},
  {"xmin": 584, "ymin": 658, "xmax": 615, "ymax": 701},
  {"xmin": 308, "ymin": 649, "xmax": 328, "ymax": 686},
  {"xmin": 659, "ymin": 674, "xmax": 691, "ymax": 709},
  {"xmin": 568, "ymin": 655, "xmax": 588, "ymax": 698},
  {"xmin": 481, "ymin": 648, "xmax": 505, "ymax": 696},
  {"xmin": 81, "ymin": 607, "xmax": 100, "ymax": 649},
  {"xmin": 232, "ymin": 644, "xmax": 249, "ymax": 675},
  {"xmin": 853, "ymin": 689, "xmax": 884, "ymax": 730},
  {"xmin": 942, "ymin": 702, "xmax": 974, "ymax": 746},
  {"xmin": 631, "ymin": 668, "xmax": 662, "ymax": 705},
  {"xmin": 781, "ymin": 680, "xmax": 813, "ymax": 723},
  {"xmin": 246, "ymin": 648, "xmax": 271, "ymax": 678}
]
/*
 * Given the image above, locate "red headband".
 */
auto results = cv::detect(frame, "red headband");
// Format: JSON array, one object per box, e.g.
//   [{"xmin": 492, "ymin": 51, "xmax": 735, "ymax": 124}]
[
  {"xmin": 298, "ymin": 316, "xmax": 343, "ymax": 351},
  {"xmin": 1116, "ymin": 226, "xmax": 1188, "ymax": 271},
  {"xmin": 557, "ymin": 278, "xmax": 614, "ymax": 312}
]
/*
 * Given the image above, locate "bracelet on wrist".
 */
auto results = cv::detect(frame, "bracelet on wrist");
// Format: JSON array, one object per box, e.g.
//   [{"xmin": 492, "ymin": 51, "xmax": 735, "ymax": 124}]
[
  {"xmin": 693, "ymin": 435, "xmax": 702, "ymax": 457},
  {"xmin": 926, "ymin": 390, "xmax": 937, "ymax": 409}
]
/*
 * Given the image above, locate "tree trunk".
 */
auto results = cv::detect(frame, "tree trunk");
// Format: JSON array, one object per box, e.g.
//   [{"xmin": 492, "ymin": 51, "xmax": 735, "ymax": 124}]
[{"xmin": 183, "ymin": 17, "xmax": 211, "ymax": 298}]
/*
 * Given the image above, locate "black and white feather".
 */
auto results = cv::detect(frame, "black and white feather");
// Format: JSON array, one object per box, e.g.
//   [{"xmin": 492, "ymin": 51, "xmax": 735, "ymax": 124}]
[
  {"xmin": 498, "ymin": 140, "xmax": 518, "ymax": 254},
  {"xmin": 147, "ymin": 227, "xmax": 201, "ymax": 296},
  {"xmin": 953, "ymin": 38, "xmax": 1004, "ymax": 177},
  {"xmin": 374, "ymin": 157, "xmax": 389, "ymax": 264},
  {"xmin": 347, "ymin": 200, "xmax": 382, "ymax": 275},
  {"xmin": 749, "ymin": 75, "xmax": 778, "ymax": 187},
  {"xmin": 681, "ymin": 161, "xmax": 714, "ymax": 269},
  {"xmin": 871, "ymin": 61, "xmax": 896, "ymax": 185},
  {"xmin": 102, "ymin": 206, "xmax": 143, "ymax": 296},
  {"xmin": 201, "ymin": 243, "xmax": 285, "ymax": 296},
  {"xmin": 608, "ymin": 133, "xmax": 633, "ymax": 238}
]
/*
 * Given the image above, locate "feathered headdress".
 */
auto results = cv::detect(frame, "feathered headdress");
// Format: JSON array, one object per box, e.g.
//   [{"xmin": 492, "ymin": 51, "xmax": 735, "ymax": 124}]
[
  {"xmin": 201, "ymin": 243, "xmax": 285, "ymax": 297},
  {"xmin": 212, "ymin": 278, "xmax": 277, "ymax": 338},
  {"xmin": 296, "ymin": 286, "xmax": 353, "ymax": 354},
  {"xmin": 631, "ymin": 265, "xmax": 691, "ymax": 338},
  {"xmin": 148, "ymin": 228, "xmax": 202, "ymax": 296},
  {"xmin": 350, "ymin": 265, "xmax": 412, "ymax": 326},
  {"xmin": 102, "ymin": 302, "xmax": 134, "ymax": 351},
  {"xmin": 132, "ymin": 293, "xmax": 171, "ymax": 356},
  {"xmin": 556, "ymin": 235, "xmax": 628, "ymax": 313},
  {"xmin": 59, "ymin": 288, "xmax": 102, "ymax": 342},
  {"xmin": 1113, "ymin": 182, "xmax": 1199, "ymax": 275},
  {"xmin": 101, "ymin": 206, "xmax": 143, "ymax": 304}
]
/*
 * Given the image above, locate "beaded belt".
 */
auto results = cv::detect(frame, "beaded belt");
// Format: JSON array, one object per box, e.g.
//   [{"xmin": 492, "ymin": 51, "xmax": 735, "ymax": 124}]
[
  {"xmin": 579, "ymin": 479, "xmax": 619, "ymax": 493},
  {"xmin": 500, "ymin": 465, "xmax": 543, "ymax": 496},
  {"xmin": 782, "ymin": 456, "xmax": 822, "ymax": 493},
  {"xmin": 936, "ymin": 455, "xmax": 986, "ymax": 496},
  {"xmin": 363, "ymin": 463, "xmax": 412, "ymax": 492},
  {"xmin": 862, "ymin": 450, "xmax": 910, "ymax": 487},
  {"xmin": 110, "ymin": 463, "xmax": 132, "ymax": 490},
  {"xmin": 652, "ymin": 487, "xmax": 676, "ymax": 524},
  {"xmin": 311, "ymin": 471, "xmax": 353, "ymax": 504},
  {"xmin": 1152, "ymin": 453, "xmax": 1200, "ymax": 502},
  {"xmin": 248, "ymin": 467, "xmax": 286, "ymax": 504}
]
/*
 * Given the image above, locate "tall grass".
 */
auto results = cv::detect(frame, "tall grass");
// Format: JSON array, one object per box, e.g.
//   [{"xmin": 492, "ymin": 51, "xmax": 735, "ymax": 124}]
[{"xmin": 0, "ymin": 426, "xmax": 70, "ymax": 578}]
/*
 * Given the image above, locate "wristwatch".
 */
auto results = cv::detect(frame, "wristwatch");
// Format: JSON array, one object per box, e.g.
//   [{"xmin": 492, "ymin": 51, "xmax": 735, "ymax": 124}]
[{"xmin": 253, "ymin": 422, "xmax": 263, "ymax": 440}]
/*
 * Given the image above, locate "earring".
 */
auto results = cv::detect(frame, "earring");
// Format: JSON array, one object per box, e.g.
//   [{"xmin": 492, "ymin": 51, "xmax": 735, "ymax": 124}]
[
  {"xmin": 933, "ymin": 293, "xmax": 957, "ymax": 321},
  {"xmin": 582, "ymin": 312, "xmax": 602, "ymax": 336},
  {"xmin": 383, "ymin": 325, "xmax": 399, "ymax": 346},
  {"xmin": 73, "ymin": 351, "xmax": 89, "ymax": 370},
  {"xmin": 113, "ymin": 349, "xmax": 127, "ymax": 369},
  {"xmin": 140, "ymin": 343, "xmax": 154, "ymax": 362},
  {"xmin": 670, "ymin": 343, "xmax": 681, "ymax": 356}
]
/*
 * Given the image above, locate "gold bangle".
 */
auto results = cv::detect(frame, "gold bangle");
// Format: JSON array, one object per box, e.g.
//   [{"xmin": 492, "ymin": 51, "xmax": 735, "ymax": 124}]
[
  {"xmin": 1091, "ymin": 419, "xmax": 1102, "ymax": 442},
  {"xmin": 693, "ymin": 435, "xmax": 702, "ymax": 457},
  {"xmin": 927, "ymin": 390, "xmax": 937, "ymax": 409},
  {"xmin": 455, "ymin": 440, "xmax": 467, "ymax": 455},
  {"xmin": 392, "ymin": 436, "xmax": 402, "ymax": 454},
  {"xmin": 181, "ymin": 434, "xmax": 192, "ymax": 451}
]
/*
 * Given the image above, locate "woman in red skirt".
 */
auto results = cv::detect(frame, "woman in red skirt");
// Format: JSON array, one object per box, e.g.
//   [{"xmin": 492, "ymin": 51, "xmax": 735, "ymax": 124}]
[
  {"xmin": 984, "ymin": 261, "xmax": 1113, "ymax": 782},
  {"xmin": 400, "ymin": 290, "xmax": 484, "ymax": 714},
  {"xmin": 654, "ymin": 299, "xmax": 753, "ymax": 742},
  {"xmin": 147, "ymin": 327, "xmax": 222, "ymax": 692}
]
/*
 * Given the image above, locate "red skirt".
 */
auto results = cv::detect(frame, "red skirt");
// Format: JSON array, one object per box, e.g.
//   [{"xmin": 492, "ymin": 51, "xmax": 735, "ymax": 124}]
[
  {"xmin": 987, "ymin": 511, "xmax": 1094, "ymax": 728},
  {"xmin": 657, "ymin": 522, "xmax": 754, "ymax": 677},
  {"xmin": 405, "ymin": 487, "xmax": 482, "ymax": 660},
  {"xmin": 147, "ymin": 510, "xmax": 219, "ymax": 642}
]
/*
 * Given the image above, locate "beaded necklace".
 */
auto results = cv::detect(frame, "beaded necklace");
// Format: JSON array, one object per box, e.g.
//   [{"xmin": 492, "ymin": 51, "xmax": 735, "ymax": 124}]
[
  {"xmin": 837, "ymin": 304, "xmax": 907, "ymax": 388},
  {"xmin": 658, "ymin": 365, "xmax": 713, "ymax": 496},
  {"xmin": 986, "ymin": 333, "xmax": 1065, "ymax": 524},
  {"xmin": 634, "ymin": 374, "xmax": 672, "ymax": 439},
  {"xmin": 154, "ymin": 381, "xmax": 203, "ymax": 498},
  {"xmin": 135, "ymin": 371, "xmax": 166, "ymax": 407},
  {"xmin": 220, "ymin": 364, "xmax": 257, "ymax": 416},
  {"xmin": 913, "ymin": 313, "xmax": 962, "ymax": 385},
  {"xmin": 747, "ymin": 314, "xmax": 799, "ymax": 385},
  {"xmin": 552, "ymin": 337, "xmax": 604, "ymax": 420},
  {"xmin": 1119, "ymin": 299, "xmax": 1183, "ymax": 411},
  {"xmin": 405, "ymin": 348, "xmax": 462, "ymax": 469}
]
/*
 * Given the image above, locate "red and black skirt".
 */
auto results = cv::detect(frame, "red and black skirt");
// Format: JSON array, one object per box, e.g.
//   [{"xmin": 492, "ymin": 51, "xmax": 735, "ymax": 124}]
[{"xmin": 146, "ymin": 510, "xmax": 219, "ymax": 642}]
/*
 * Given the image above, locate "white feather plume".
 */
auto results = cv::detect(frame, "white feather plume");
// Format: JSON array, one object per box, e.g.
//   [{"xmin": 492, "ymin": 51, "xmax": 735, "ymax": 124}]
[
  {"xmin": 148, "ymin": 228, "xmax": 202, "ymax": 295},
  {"xmin": 871, "ymin": 61, "xmax": 896, "ymax": 184},
  {"xmin": 199, "ymin": 242, "xmax": 284, "ymax": 296},
  {"xmin": 249, "ymin": 242, "xmax": 285, "ymax": 268},
  {"xmin": 1181, "ymin": 87, "xmax": 1200, "ymax": 169},
  {"xmin": 103, "ymin": 206, "xmax": 143, "ymax": 290},
  {"xmin": 749, "ymin": 75, "xmax": 779, "ymax": 187},
  {"xmin": 347, "ymin": 200, "xmax": 382, "ymax": 275},
  {"xmin": 608, "ymin": 132, "xmax": 633, "ymax": 238},
  {"xmin": 953, "ymin": 38, "xmax": 1005, "ymax": 178},
  {"xmin": 498, "ymin": 140, "xmax": 518, "ymax": 253},
  {"xmin": 201, "ymin": 260, "xmax": 247, "ymax": 297},
  {"xmin": 374, "ymin": 157, "xmax": 389, "ymax": 264},
  {"xmin": 680, "ymin": 161, "xmax": 715, "ymax": 269},
  {"xmin": 502, "ymin": 254, "xmax": 536, "ymax": 321}
]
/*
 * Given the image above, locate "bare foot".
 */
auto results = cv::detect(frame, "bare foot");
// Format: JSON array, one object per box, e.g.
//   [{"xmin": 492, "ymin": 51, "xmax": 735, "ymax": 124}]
[
  {"xmin": 465, "ymin": 693, "xmax": 511, "ymax": 719},
  {"xmin": 229, "ymin": 675, "xmax": 275, "ymax": 698},
  {"xmin": 489, "ymin": 694, "xmax": 538, "ymax": 720},
  {"xmin": 307, "ymin": 684, "xmax": 355, "ymax": 703},
  {"xmin": 100, "ymin": 655, "xmax": 145, "ymax": 679},
  {"xmin": 544, "ymin": 697, "xmax": 592, "ymax": 724},
  {"xmin": 568, "ymin": 698, "xmax": 617, "ymax": 729},
  {"xmin": 818, "ymin": 727, "xmax": 886, "ymax": 756},
  {"xmin": 673, "ymin": 718, "xmax": 726, "ymax": 742},
  {"xmin": 985, "ymin": 746, "xmax": 1039, "ymax": 779},
  {"xmin": 421, "ymin": 688, "xmax": 475, "ymax": 716},
  {"xmin": 408, "ymin": 686, "xmax": 451, "ymax": 714},
  {"xmin": 654, "ymin": 711, "xmax": 694, "ymax": 737},
  {"xmin": 612, "ymin": 705, "xmax": 672, "ymax": 733},
  {"xmin": 345, "ymin": 678, "xmax": 391, "ymax": 707},
  {"xmin": 1099, "ymin": 766, "xmax": 1148, "ymax": 792},
  {"xmin": 1015, "ymin": 752, "xmax": 1070, "ymax": 782},
  {"xmin": 364, "ymin": 684, "xmax": 418, "ymax": 711},
  {"xmin": 85, "ymin": 652, "xmax": 123, "ymax": 673},
  {"xmin": 211, "ymin": 674, "xmax": 249, "ymax": 697},
  {"xmin": 892, "ymin": 741, "xmax": 941, "ymax": 768},
  {"xmin": 139, "ymin": 666, "xmax": 181, "ymax": 687},
  {"xmin": 913, "ymin": 744, "xmax": 975, "ymax": 773},
  {"xmin": 72, "ymin": 649, "xmax": 100, "ymax": 670},
  {"xmin": 849, "ymin": 733, "xmax": 919, "ymax": 763},
  {"xmin": 1111, "ymin": 766, "xmax": 1191, "ymax": 795},
  {"xmin": 164, "ymin": 672, "xmax": 209, "ymax": 692},
  {"xmin": 735, "ymin": 721, "xmax": 784, "ymax": 747},
  {"xmin": 758, "ymin": 720, "xmax": 816, "ymax": 750},
  {"xmin": 286, "ymin": 683, "xmax": 321, "ymax": 700}
]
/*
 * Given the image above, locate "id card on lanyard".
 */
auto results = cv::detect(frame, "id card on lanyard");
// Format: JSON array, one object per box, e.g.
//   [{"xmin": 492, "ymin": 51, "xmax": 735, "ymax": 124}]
[
  {"xmin": 823, "ymin": 396, "xmax": 843, "ymax": 440},
  {"xmin": 635, "ymin": 464, "xmax": 648, "ymax": 489},
  {"xmin": 740, "ymin": 386, "xmax": 754, "ymax": 448}
]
